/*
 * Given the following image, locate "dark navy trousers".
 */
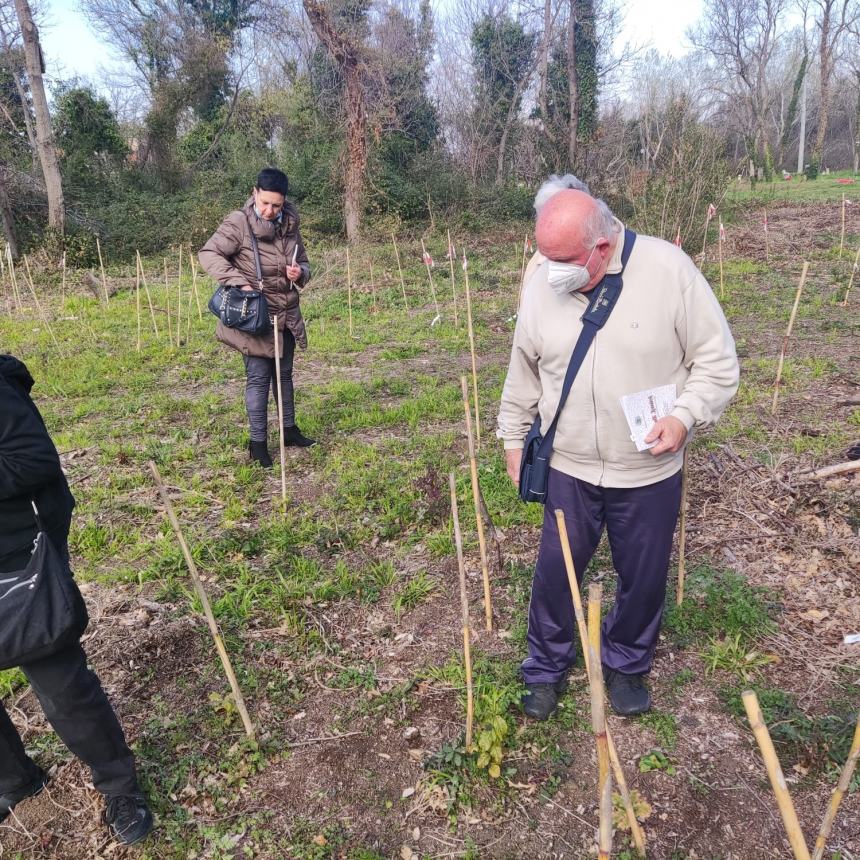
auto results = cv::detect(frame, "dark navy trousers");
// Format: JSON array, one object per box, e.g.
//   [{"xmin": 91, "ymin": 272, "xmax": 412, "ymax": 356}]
[{"xmin": 522, "ymin": 467, "xmax": 682, "ymax": 684}]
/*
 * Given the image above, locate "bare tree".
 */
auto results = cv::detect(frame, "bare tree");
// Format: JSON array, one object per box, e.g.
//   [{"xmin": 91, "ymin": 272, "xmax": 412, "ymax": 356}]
[
  {"xmin": 303, "ymin": 0, "xmax": 367, "ymax": 242},
  {"xmin": 690, "ymin": 0, "xmax": 787, "ymax": 181},
  {"xmin": 807, "ymin": 0, "xmax": 860, "ymax": 166}
]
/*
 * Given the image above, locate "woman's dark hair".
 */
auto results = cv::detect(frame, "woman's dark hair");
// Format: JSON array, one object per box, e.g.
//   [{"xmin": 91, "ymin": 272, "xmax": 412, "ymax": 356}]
[{"xmin": 255, "ymin": 167, "xmax": 289, "ymax": 196}]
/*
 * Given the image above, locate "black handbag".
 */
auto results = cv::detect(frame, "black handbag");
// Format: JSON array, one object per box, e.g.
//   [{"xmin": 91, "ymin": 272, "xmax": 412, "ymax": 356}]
[
  {"xmin": 519, "ymin": 230, "xmax": 637, "ymax": 503},
  {"xmin": 0, "ymin": 503, "xmax": 89, "ymax": 670},
  {"xmin": 207, "ymin": 216, "xmax": 273, "ymax": 336}
]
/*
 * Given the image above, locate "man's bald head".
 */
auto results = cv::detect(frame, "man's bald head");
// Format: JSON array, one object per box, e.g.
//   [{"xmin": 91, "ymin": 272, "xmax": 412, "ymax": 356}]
[{"xmin": 535, "ymin": 189, "xmax": 617, "ymax": 262}]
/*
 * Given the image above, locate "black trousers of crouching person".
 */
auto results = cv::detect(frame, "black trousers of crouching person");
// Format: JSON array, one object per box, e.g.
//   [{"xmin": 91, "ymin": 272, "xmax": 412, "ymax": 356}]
[{"xmin": 0, "ymin": 541, "xmax": 140, "ymax": 799}]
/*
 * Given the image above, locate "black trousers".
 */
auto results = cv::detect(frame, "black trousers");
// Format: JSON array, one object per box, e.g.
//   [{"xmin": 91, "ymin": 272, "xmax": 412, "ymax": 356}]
[{"xmin": 0, "ymin": 543, "xmax": 139, "ymax": 798}]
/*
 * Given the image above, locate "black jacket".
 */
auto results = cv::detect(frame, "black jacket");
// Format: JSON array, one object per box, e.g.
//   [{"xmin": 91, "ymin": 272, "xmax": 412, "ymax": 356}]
[{"xmin": 0, "ymin": 355, "xmax": 74, "ymax": 569}]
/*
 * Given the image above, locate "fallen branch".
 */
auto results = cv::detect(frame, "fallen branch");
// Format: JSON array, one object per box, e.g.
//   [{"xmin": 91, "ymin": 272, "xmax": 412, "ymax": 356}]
[{"xmin": 793, "ymin": 460, "xmax": 860, "ymax": 481}]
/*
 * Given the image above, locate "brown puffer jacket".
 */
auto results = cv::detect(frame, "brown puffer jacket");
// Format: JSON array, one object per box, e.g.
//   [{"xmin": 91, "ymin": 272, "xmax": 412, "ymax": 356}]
[{"xmin": 198, "ymin": 198, "xmax": 311, "ymax": 357}]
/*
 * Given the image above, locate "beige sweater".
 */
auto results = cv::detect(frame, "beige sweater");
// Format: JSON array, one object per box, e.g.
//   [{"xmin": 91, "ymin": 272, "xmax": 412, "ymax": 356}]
[{"xmin": 497, "ymin": 222, "xmax": 739, "ymax": 488}]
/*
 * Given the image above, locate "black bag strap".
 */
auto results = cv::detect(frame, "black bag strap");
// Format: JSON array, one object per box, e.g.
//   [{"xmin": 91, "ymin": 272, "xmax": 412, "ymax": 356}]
[
  {"xmin": 538, "ymin": 229, "xmax": 637, "ymax": 455},
  {"xmin": 30, "ymin": 500, "xmax": 45, "ymax": 536},
  {"xmin": 244, "ymin": 214, "xmax": 265, "ymax": 290}
]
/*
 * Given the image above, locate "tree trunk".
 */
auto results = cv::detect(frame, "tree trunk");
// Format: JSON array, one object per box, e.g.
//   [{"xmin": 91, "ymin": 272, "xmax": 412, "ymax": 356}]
[
  {"xmin": 813, "ymin": 11, "xmax": 832, "ymax": 167},
  {"xmin": 0, "ymin": 166, "xmax": 19, "ymax": 259},
  {"xmin": 566, "ymin": 0, "xmax": 577, "ymax": 168},
  {"xmin": 303, "ymin": 0, "xmax": 366, "ymax": 244},
  {"xmin": 12, "ymin": 0, "xmax": 64, "ymax": 232},
  {"xmin": 538, "ymin": 0, "xmax": 551, "ymax": 129},
  {"xmin": 854, "ymin": 71, "xmax": 860, "ymax": 173}
]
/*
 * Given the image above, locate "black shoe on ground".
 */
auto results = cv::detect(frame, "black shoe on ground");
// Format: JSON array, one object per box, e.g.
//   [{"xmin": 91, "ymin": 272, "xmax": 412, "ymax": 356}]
[
  {"xmin": 104, "ymin": 793, "xmax": 154, "ymax": 845},
  {"xmin": 522, "ymin": 677, "xmax": 569, "ymax": 721},
  {"xmin": 0, "ymin": 768, "xmax": 49, "ymax": 823},
  {"xmin": 282, "ymin": 425, "xmax": 316, "ymax": 447},
  {"xmin": 249, "ymin": 440, "xmax": 273, "ymax": 467},
  {"xmin": 603, "ymin": 667, "xmax": 651, "ymax": 716}
]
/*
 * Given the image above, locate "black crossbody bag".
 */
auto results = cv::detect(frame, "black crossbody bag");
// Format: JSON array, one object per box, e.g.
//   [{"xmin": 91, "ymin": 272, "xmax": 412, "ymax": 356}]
[
  {"xmin": 207, "ymin": 216, "xmax": 273, "ymax": 336},
  {"xmin": 0, "ymin": 502, "xmax": 89, "ymax": 669},
  {"xmin": 519, "ymin": 229, "xmax": 637, "ymax": 503}
]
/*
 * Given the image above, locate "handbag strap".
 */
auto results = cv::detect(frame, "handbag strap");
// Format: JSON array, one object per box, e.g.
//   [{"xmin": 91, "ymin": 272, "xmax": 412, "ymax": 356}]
[
  {"xmin": 30, "ymin": 500, "xmax": 45, "ymax": 536},
  {"xmin": 539, "ymin": 229, "xmax": 637, "ymax": 455},
  {"xmin": 244, "ymin": 214, "xmax": 265, "ymax": 290}
]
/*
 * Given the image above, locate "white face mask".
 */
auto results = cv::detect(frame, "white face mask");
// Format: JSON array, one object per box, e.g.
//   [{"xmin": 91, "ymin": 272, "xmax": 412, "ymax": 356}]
[{"xmin": 546, "ymin": 246, "xmax": 597, "ymax": 296}]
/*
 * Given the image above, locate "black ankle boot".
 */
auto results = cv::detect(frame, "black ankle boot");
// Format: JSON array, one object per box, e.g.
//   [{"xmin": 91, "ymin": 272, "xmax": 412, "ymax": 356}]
[
  {"xmin": 282, "ymin": 425, "xmax": 316, "ymax": 447},
  {"xmin": 249, "ymin": 441, "xmax": 273, "ymax": 467},
  {"xmin": 0, "ymin": 768, "xmax": 49, "ymax": 823}
]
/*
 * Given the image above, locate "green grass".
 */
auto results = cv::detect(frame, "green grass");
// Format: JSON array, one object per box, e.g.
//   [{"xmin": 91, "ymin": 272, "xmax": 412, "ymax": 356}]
[{"xmin": 729, "ymin": 170, "xmax": 860, "ymax": 204}]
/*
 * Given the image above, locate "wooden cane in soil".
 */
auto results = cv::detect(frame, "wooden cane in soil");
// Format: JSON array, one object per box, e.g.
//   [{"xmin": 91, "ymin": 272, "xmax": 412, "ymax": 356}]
[
  {"xmin": 369, "ymin": 258, "xmax": 377, "ymax": 313},
  {"xmin": 718, "ymin": 221, "xmax": 725, "ymax": 299},
  {"xmin": 771, "ymin": 260, "xmax": 809, "ymax": 415},
  {"xmin": 61, "ymin": 251, "xmax": 66, "ymax": 307},
  {"xmin": 22, "ymin": 256, "xmax": 63, "ymax": 355},
  {"xmin": 136, "ymin": 251, "xmax": 160, "ymax": 337},
  {"xmin": 841, "ymin": 245, "xmax": 859, "ymax": 306},
  {"xmin": 272, "ymin": 321, "xmax": 288, "ymax": 504},
  {"xmin": 96, "ymin": 236, "xmax": 109, "ymax": 303},
  {"xmin": 517, "ymin": 233, "xmax": 528, "ymax": 311},
  {"xmin": 346, "ymin": 247, "xmax": 354, "ymax": 338},
  {"xmin": 838, "ymin": 193, "xmax": 846, "ymax": 258},
  {"xmin": 588, "ymin": 583, "xmax": 613, "ymax": 860},
  {"xmin": 391, "ymin": 233, "xmax": 409, "ymax": 311},
  {"xmin": 555, "ymin": 509, "xmax": 647, "ymax": 855},
  {"xmin": 5, "ymin": 245, "xmax": 20, "ymax": 312},
  {"xmin": 449, "ymin": 471, "xmax": 474, "ymax": 749},
  {"xmin": 135, "ymin": 254, "xmax": 142, "ymax": 352},
  {"xmin": 742, "ymin": 690, "xmax": 811, "ymax": 860},
  {"xmin": 460, "ymin": 375, "xmax": 493, "ymax": 631},
  {"xmin": 148, "ymin": 461, "xmax": 255, "ymax": 738},
  {"xmin": 811, "ymin": 714, "xmax": 860, "ymax": 860},
  {"xmin": 177, "ymin": 244, "xmax": 182, "ymax": 346},
  {"xmin": 189, "ymin": 253, "xmax": 203, "ymax": 320},
  {"xmin": 421, "ymin": 237, "xmax": 441, "ymax": 321},
  {"xmin": 676, "ymin": 446, "xmax": 690, "ymax": 606},
  {"xmin": 163, "ymin": 258, "xmax": 175, "ymax": 347},
  {"xmin": 447, "ymin": 229, "xmax": 459, "ymax": 327},
  {"xmin": 462, "ymin": 249, "xmax": 481, "ymax": 449}
]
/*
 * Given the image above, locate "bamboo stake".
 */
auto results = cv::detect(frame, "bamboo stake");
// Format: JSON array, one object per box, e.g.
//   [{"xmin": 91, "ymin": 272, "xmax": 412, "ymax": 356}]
[
  {"xmin": 764, "ymin": 209, "xmax": 770, "ymax": 263},
  {"xmin": 177, "ymin": 245, "xmax": 182, "ymax": 346},
  {"xmin": 555, "ymin": 509, "xmax": 647, "ymax": 856},
  {"xmin": 369, "ymin": 258, "xmax": 377, "ymax": 313},
  {"xmin": 517, "ymin": 233, "xmax": 528, "ymax": 310},
  {"xmin": 449, "ymin": 471, "xmax": 474, "ymax": 749},
  {"xmin": 718, "ymin": 221, "xmax": 725, "ymax": 299},
  {"xmin": 148, "ymin": 461, "xmax": 255, "ymax": 738},
  {"xmin": 421, "ymin": 238, "xmax": 441, "ymax": 321},
  {"xmin": 6, "ymin": 244, "xmax": 21, "ymax": 312},
  {"xmin": 391, "ymin": 234, "xmax": 408, "ymax": 311},
  {"xmin": 676, "ymin": 446, "xmax": 689, "ymax": 606},
  {"xmin": 189, "ymin": 253, "xmax": 203, "ymax": 320},
  {"xmin": 447, "ymin": 229, "xmax": 459, "ymax": 327},
  {"xmin": 272, "ymin": 321, "xmax": 288, "ymax": 503},
  {"xmin": 135, "ymin": 254, "xmax": 142, "ymax": 352},
  {"xmin": 22, "ymin": 256, "xmax": 63, "ymax": 355},
  {"xmin": 164, "ymin": 258, "xmax": 174, "ymax": 347},
  {"xmin": 589, "ymin": 583, "xmax": 613, "ymax": 860},
  {"xmin": 96, "ymin": 236, "xmax": 109, "ymax": 303},
  {"xmin": 460, "ymin": 375, "xmax": 492, "ymax": 631},
  {"xmin": 742, "ymin": 690, "xmax": 810, "ymax": 860},
  {"xmin": 61, "ymin": 251, "xmax": 66, "ymax": 307},
  {"xmin": 346, "ymin": 247, "xmax": 354, "ymax": 338},
  {"xmin": 771, "ymin": 261, "xmax": 809, "ymax": 415},
  {"xmin": 136, "ymin": 251, "xmax": 160, "ymax": 337},
  {"xmin": 840, "ymin": 245, "xmax": 859, "ymax": 306},
  {"xmin": 701, "ymin": 209, "xmax": 714, "ymax": 261},
  {"xmin": 811, "ymin": 714, "xmax": 860, "ymax": 860},
  {"xmin": 838, "ymin": 193, "xmax": 846, "ymax": 259},
  {"xmin": 462, "ymin": 249, "xmax": 481, "ymax": 450}
]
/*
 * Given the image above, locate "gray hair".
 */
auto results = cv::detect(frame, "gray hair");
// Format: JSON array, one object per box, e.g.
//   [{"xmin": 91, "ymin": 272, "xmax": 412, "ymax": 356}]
[
  {"xmin": 533, "ymin": 174, "xmax": 590, "ymax": 212},
  {"xmin": 583, "ymin": 197, "xmax": 618, "ymax": 247}
]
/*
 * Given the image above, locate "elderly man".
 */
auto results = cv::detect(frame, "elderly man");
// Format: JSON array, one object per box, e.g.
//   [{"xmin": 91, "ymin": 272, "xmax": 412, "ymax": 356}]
[{"xmin": 498, "ymin": 181, "xmax": 739, "ymax": 719}]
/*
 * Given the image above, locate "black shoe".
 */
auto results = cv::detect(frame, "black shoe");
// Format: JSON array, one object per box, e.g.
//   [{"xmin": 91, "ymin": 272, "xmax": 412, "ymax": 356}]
[
  {"xmin": 282, "ymin": 425, "xmax": 315, "ymax": 447},
  {"xmin": 603, "ymin": 667, "xmax": 651, "ymax": 716},
  {"xmin": 104, "ymin": 793, "xmax": 154, "ymax": 845},
  {"xmin": 0, "ymin": 768, "xmax": 49, "ymax": 823},
  {"xmin": 522, "ymin": 677, "xmax": 569, "ymax": 721},
  {"xmin": 249, "ymin": 441, "xmax": 273, "ymax": 467}
]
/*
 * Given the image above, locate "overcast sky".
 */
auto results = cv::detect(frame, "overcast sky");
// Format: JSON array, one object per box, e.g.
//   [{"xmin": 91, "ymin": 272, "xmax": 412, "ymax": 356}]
[{"xmin": 40, "ymin": 0, "xmax": 705, "ymax": 90}]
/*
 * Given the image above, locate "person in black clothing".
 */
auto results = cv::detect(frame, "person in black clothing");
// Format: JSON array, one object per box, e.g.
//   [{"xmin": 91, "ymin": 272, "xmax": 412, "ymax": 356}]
[{"xmin": 0, "ymin": 355, "xmax": 153, "ymax": 845}]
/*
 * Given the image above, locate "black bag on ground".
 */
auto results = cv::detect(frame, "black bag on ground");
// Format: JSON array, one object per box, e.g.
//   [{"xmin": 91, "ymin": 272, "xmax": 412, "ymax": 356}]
[
  {"xmin": 0, "ymin": 503, "xmax": 88, "ymax": 670},
  {"xmin": 519, "ymin": 229, "xmax": 637, "ymax": 503},
  {"xmin": 207, "ymin": 214, "xmax": 273, "ymax": 336}
]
